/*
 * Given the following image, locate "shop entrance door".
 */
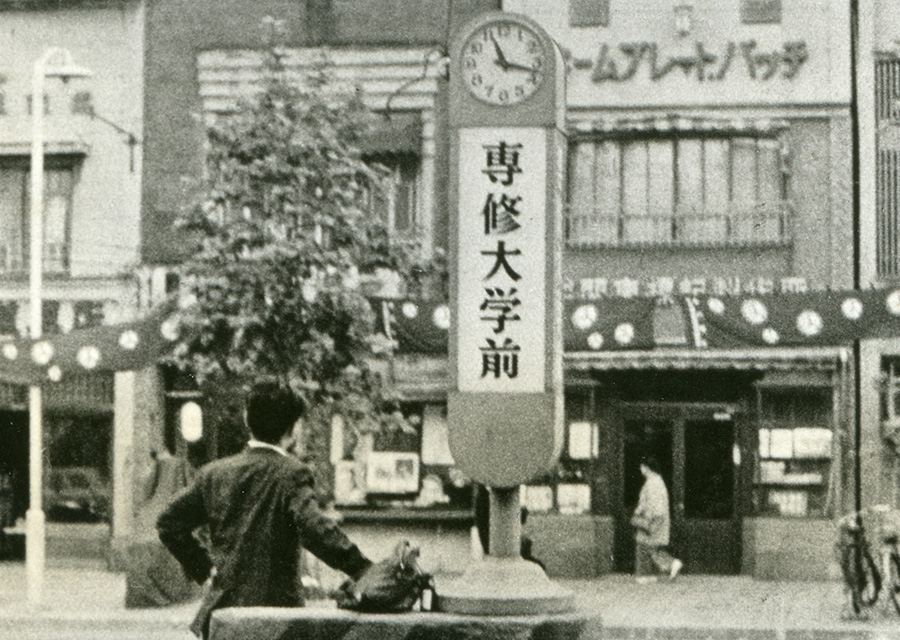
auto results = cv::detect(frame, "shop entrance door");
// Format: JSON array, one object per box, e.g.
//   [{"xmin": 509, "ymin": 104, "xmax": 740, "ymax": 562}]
[
  {"xmin": 676, "ymin": 419, "xmax": 740, "ymax": 574},
  {"xmin": 617, "ymin": 408, "xmax": 741, "ymax": 574}
]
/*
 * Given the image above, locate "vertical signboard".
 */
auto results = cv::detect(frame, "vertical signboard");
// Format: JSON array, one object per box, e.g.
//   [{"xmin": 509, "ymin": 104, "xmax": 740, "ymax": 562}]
[
  {"xmin": 457, "ymin": 128, "xmax": 547, "ymax": 394},
  {"xmin": 447, "ymin": 12, "xmax": 566, "ymax": 488}
]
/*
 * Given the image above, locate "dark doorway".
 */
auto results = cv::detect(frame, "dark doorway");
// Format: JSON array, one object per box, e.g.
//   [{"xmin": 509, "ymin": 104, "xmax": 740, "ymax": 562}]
[
  {"xmin": 675, "ymin": 420, "xmax": 740, "ymax": 574},
  {"xmin": 0, "ymin": 411, "xmax": 29, "ymax": 523}
]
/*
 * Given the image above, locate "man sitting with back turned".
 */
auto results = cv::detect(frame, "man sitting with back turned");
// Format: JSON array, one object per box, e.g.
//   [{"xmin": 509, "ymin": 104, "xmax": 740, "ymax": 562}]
[{"xmin": 157, "ymin": 382, "xmax": 373, "ymax": 638}]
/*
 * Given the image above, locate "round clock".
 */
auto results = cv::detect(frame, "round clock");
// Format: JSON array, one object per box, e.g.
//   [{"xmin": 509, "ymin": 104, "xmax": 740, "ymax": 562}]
[{"xmin": 460, "ymin": 20, "xmax": 546, "ymax": 106}]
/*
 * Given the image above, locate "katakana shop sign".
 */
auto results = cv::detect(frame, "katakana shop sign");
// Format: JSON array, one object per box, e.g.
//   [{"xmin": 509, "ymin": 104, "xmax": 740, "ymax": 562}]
[
  {"xmin": 456, "ymin": 128, "xmax": 548, "ymax": 393},
  {"xmin": 570, "ymin": 40, "xmax": 809, "ymax": 83}
]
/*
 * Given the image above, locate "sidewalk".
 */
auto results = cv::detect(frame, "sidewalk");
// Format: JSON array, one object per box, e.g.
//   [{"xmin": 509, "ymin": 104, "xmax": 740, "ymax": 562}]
[
  {"xmin": 569, "ymin": 574, "xmax": 900, "ymax": 639},
  {"xmin": 1, "ymin": 560, "xmax": 900, "ymax": 639},
  {"xmin": 0, "ymin": 558, "xmax": 195, "ymax": 637}
]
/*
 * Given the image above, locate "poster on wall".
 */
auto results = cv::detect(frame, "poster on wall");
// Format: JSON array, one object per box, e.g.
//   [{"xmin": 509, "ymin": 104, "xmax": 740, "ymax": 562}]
[
  {"xmin": 567, "ymin": 421, "xmax": 598, "ymax": 459},
  {"xmin": 421, "ymin": 405, "xmax": 454, "ymax": 465},
  {"xmin": 522, "ymin": 485, "xmax": 554, "ymax": 513},
  {"xmin": 557, "ymin": 483, "xmax": 591, "ymax": 514},
  {"xmin": 792, "ymin": 428, "xmax": 832, "ymax": 458},
  {"xmin": 366, "ymin": 452, "xmax": 420, "ymax": 494},
  {"xmin": 333, "ymin": 460, "xmax": 366, "ymax": 506}
]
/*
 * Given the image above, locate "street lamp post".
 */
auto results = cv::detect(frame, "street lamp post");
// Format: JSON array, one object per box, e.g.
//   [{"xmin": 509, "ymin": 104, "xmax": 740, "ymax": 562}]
[{"xmin": 27, "ymin": 48, "xmax": 90, "ymax": 606}]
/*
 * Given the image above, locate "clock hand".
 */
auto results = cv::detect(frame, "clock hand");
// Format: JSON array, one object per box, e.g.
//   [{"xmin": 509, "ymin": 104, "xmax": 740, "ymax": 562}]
[
  {"xmin": 504, "ymin": 61, "xmax": 537, "ymax": 73},
  {"xmin": 490, "ymin": 34, "xmax": 509, "ymax": 70}
]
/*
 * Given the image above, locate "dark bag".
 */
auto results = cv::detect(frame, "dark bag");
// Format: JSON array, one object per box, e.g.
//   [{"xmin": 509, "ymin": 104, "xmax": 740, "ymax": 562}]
[{"xmin": 337, "ymin": 540, "xmax": 433, "ymax": 613}]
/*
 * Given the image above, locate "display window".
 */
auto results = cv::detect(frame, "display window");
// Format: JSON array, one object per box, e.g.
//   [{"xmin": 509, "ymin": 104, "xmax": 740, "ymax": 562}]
[
  {"xmin": 753, "ymin": 388, "xmax": 834, "ymax": 518},
  {"xmin": 331, "ymin": 403, "xmax": 473, "ymax": 511}
]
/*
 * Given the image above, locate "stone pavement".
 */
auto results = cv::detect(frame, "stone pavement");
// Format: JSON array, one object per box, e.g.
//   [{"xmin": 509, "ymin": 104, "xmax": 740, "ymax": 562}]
[{"xmin": 1, "ymin": 559, "xmax": 900, "ymax": 639}]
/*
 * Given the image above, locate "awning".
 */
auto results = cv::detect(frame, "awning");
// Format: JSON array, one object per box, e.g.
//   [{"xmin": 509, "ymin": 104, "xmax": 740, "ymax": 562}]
[
  {"xmin": 0, "ymin": 299, "xmax": 180, "ymax": 385},
  {"xmin": 374, "ymin": 287, "xmax": 900, "ymax": 357},
  {"xmin": 565, "ymin": 346, "xmax": 845, "ymax": 372}
]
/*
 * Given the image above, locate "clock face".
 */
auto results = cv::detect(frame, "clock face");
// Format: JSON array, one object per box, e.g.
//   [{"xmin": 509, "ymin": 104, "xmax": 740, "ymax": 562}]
[{"xmin": 461, "ymin": 20, "xmax": 545, "ymax": 106}]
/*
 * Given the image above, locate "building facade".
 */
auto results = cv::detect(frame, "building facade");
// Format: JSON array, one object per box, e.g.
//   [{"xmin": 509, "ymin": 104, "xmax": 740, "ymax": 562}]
[
  {"xmin": 134, "ymin": 0, "xmax": 500, "ymax": 577},
  {"xmin": 503, "ymin": 0, "xmax": 854, "ymax": 579},
  {"xmin": 2, "ymin": 0, "xmax": 898, "ymax": 583},
  {"xmin": 858, "ymin": 0, "xmax": 900, "ymax": 520},
  {"xmin": 0, "ymin": 0, "xmax": 145, "ymax": 559}
]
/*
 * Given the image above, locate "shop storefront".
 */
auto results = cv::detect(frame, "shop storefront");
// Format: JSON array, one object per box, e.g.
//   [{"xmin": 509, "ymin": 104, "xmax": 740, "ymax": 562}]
[
  {"xmin": 561, "ymin": 349, "xmax": 846, "ymax": 580},
  {"xmin": 359, "ymin": 287, "xmax": 900, "ymax": 579}
]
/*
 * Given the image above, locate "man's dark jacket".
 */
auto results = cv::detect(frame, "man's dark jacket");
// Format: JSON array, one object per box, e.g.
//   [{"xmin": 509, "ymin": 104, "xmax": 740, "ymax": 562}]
[{"xmin": 157, "ymin": 447, "xmax": 372, "ymax": 635}]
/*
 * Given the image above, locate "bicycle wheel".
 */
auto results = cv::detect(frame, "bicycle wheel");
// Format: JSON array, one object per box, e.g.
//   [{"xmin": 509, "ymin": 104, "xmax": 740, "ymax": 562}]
[
  {"xmin": 889, "ymin": 552, "xmax": 900, "ymax": 616},
  {"xmin": 856, "ymin": 545, "xmax": 881, "ymax": 608}
]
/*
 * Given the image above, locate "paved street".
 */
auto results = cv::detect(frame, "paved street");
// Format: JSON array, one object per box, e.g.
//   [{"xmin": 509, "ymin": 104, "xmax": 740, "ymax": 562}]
[{"xmin": 2, "ymin": 560, "xmax": 900, "ymax": 639}]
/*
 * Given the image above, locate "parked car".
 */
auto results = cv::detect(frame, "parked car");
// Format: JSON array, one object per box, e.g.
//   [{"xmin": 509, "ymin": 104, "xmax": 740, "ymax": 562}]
[{"xmin": 44, "ymin": 467, "xmax": 110, "ymax": 523}]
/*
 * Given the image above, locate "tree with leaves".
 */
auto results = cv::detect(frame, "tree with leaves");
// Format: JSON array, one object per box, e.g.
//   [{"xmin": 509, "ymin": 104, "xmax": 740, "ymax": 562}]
[{"xmin": 169, "ymin": 50, "xmax": 442, "ymax": 477}]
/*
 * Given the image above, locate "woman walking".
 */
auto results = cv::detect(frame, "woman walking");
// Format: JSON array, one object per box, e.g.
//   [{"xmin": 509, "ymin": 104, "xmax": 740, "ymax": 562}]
[{"xmin": 631, "ymin": 455, "xmax": 683, "ymax": 583}]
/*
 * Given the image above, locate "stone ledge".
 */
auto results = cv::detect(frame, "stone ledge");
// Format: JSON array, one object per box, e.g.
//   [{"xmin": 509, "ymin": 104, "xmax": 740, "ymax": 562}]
[{"xmin": 210, "ymin": 604, "xmax": 603, "ymax": 640}]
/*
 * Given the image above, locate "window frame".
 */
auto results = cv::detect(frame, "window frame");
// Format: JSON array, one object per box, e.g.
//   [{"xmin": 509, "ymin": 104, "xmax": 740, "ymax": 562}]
[
  {"xmin": 569, "ymin": 0, "xmax": 610, "ymax": 28},
  {"xmin": 0, "ymin": 154, "xmax": 80, "ymax": 277},
  {"xmin": 362, "ymin": 152, "xmax": 420, "ymax": 238},
  {"xmin": 740, "ymin": 0, "xmax": 782, "ymax": 24},
  {"xmin": 752, "ymin": 386, "xmax": 835, "ymax": 519},
  {"xmin": 565, "ymin": 131, "xmax": 792, "ymax": 248}
]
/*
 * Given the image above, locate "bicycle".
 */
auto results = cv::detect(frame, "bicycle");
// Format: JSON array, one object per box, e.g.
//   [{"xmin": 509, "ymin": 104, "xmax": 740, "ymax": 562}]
[
  {"xmin": 837, "ymin": 514, "xmax": 881, "ymax": 616},
  {"xmin": 884, "ymin": 533, "xmax": 900, "ymax": 616},
  {"xmin": 837, "ymin": 507, "xmax": 900, "ymax": 618}
]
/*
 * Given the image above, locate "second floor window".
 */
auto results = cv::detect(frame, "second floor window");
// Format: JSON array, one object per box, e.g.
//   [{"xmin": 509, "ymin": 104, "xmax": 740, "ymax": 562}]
[
  {"xmin": 567, "ymin": 134, "xmax": 791, "ymax": 247},
  {"xmin": 364, "ymin": 153, "xmax": 418, "ymax": 237},
  {"xmin": 0, "ymin": 157, "xmax": 76, "ymax": 274}
]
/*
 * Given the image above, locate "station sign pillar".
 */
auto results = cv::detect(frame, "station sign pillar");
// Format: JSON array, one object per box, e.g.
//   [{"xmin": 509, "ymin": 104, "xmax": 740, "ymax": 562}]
[{"xmin": 439, "ymin": 11, "xmax": 571, "ymax": 615}]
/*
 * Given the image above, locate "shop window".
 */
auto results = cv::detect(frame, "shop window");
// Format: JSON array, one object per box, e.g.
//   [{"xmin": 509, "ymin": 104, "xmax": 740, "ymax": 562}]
[
  {"xmin": 882, "ymin": 358, "xmax": 900, "ymax": 422},
  {"xmin": 570, "ymin": 0, "xmax": 609, "ymax": 27},
  {"xmin": 880, "ymin": 358, "xmax": 900, "ymax": 450},
  {"xmin": 754, "ymin": 388, "xmax": 833, "ymax": 518},
  {"xmin": 363, "ymin": 153, "xmax": 418, "ymax": 237},
  {"xmin": 522, "ymin": 388, "xmax": 598, "ymax": 515},
  {"xmin": 0, "ymin": 156, "xmax": 77, "ymax": 275},
  {"xmin": 741, "ymin": 0, "xmax": 781, "ymax": 24},
  {"xmin": 45, "ymin": 414, "xmax": 112, "ymax": 523},
  {"xmin": 332, "ymin": 403, "xmax": 474, "ymax": 510},
  {"xmin": 566, "ymin": 135, "xmax": 790, "ymax": 247}
]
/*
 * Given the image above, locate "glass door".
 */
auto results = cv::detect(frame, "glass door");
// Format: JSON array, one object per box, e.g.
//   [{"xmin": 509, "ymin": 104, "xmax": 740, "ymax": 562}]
[
  {"xmin": 615, "ymin": 408, "xmax": 742, "ymax": 575},
  {"xmin": 673, "ymin": 419, "xmax": 741, "ymax": 574}
]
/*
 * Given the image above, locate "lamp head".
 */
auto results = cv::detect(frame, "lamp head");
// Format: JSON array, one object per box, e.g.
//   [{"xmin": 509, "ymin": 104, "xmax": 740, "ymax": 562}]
[{"xmin": 41, "ymin": 48, "xmax": 92, "ymax": 82}]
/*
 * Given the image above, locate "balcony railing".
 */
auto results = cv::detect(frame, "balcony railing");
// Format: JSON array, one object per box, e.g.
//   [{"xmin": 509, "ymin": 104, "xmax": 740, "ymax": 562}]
[
  {"xmin": 0, "ymin": 241, "xmax": 68, "ymax": 274},
  {"xmin": 565, "ymin": 201, "xmax": 794, "ymax": 248}
]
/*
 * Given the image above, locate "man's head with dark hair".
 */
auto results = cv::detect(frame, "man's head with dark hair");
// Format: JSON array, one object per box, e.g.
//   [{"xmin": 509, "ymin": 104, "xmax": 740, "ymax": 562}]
[
  {"xmin": 640, "ymin": 455, "xmax": 661, "ymax": 475},
  {"xmin": 244, "ymin": 382, "xmax": 304, "ymax": 444}
]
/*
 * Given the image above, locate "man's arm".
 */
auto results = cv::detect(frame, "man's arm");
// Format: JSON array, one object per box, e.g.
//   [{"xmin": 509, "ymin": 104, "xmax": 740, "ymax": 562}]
[
  {"xmin": 156, "ymin": 477, "xmax": 214, "ymax": 585},
  {"xmin": 288, "ymin": 468, "xmax": 372, "ymax": 581}
]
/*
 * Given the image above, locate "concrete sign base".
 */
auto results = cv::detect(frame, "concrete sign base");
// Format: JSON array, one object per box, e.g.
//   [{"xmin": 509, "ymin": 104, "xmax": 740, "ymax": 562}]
[{"xmin": 436, "ymin": 557, "xmax": 575, "ymax": 616}]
